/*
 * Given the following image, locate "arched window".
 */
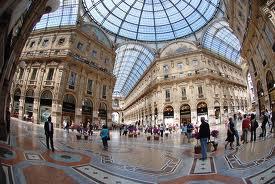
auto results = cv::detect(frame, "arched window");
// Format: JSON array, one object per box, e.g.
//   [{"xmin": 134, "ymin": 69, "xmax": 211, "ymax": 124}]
[{"xmin": 266, "ymin": 70, "xmax": 274, "ymax": 91}]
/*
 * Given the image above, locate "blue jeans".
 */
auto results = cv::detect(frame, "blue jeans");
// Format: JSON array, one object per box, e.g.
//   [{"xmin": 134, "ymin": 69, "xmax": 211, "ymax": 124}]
[{"xmin": 200, "ymin": 138, "xmax": 208, "ymax": 159}]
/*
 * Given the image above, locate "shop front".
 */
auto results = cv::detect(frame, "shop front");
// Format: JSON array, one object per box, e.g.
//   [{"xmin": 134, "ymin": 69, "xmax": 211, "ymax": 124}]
[
  {"xmin": 62, "ymin": 94, "xmax": 76, "ymax": 127},
  {"xmin": 24, "ymin": 89, "xmax": 34, "ymax": 121},
  {"xmin": 197, "ymin": 102, "xmax": 208, "ymax": 121},
  {"xmin": 180, "ymin": 104, "xmax": 191, "ymax": 125},
  {"xmin": 163, "ymin": 105, "xmax": 174, "ymax": 126},
  {"xmin": 13, "ymin": 88, "xmax": 21, "ymax": 117},
  {"xmin": 39, "ymin": 90, "xmax": 53, "ymax": 123}
]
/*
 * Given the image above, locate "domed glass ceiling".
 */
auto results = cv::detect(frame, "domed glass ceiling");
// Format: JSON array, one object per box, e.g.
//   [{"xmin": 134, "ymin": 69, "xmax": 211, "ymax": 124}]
[{"xmin": 82, "ymin": 0, "xmax": 220, "ymax": 42}]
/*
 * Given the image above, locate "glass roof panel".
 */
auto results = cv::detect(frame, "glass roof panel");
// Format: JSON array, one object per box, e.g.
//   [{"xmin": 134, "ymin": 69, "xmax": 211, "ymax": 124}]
[
  {"xmin": 202, "ymin": 21, "xmax": 241, "ymax": 64},
  {"xmin": 34, "ymin": 0, "xmax": 79, "ymax": 30},
  {"xmin": 82, "ymin": 0, "xmax": 220, "ymax": 42},
  {"xmin": 113, "ymin": 43, "xmax": 155, "ymax": 97}
]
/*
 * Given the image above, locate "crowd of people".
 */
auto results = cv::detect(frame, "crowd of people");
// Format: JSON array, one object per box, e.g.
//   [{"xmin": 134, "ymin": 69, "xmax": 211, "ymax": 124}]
[{"xmin": 40, "ymin": 108, "xmax": 274, "ymax": 156}]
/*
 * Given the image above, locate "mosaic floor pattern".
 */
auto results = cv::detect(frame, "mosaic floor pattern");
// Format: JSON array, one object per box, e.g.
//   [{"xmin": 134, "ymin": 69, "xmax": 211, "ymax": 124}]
[{"xmin": 0, "ymin": 118, "xmax": 274, "ymax": 184}]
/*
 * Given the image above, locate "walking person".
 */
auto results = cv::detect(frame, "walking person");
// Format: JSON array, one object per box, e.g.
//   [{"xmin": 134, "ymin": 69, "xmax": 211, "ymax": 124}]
[
  {"xmin": 241, "ymin": 114, "xmax": 250, "ymax": 144},
  {"xmin": 250, "ymin": 114, "xmax": 258, "ymax": 142},
  {"xmin": 6, "ymin": 108, "xmax": 10, "ymax": 133},
  {"xmin": 44, "ymin": 116, "xmax": 54, "ymax": 152},
  {"xmin": 271, "ymin": 111, "xmax": 275, "ymax": 133},
  {"xmin": 233, "ymin": 114, "xmax": 240, "ymax": 146},
  {"xmin": 198, "ymin": 117, "xmax": 210, "ymax": 161},
  {"xmin": 261, "ymin": 112, "xmax": 268, "ymax": 137},
  {"xmin": 160, "ymin": 124, "xmax": 164, "ymax": 137},
  {"xmin": 186, "ymin": 122, "xmax": 194, "ymax": 143},
  {"xmin": 100, "ymin": 125, "xmax": 110, "ymax": 150},
  {"xmin": 225, "ymin": 117, "xmax": 235, "ymax": 149}
]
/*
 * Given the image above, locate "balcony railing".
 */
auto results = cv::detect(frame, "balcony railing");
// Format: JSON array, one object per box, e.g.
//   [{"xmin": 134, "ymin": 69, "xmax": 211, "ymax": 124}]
[
  {"xmin": 44, "ymin": 80, "xmax": 54, "ymax": 86},
  {"xmin": 165, "ymin": 98, "xmax": 170, "ymax": 102},
  {"xmin": 182, "ymin": 97, "xmax": 187, "ymax": 100},
  {"xmin": 198, "ymin": 94, "xmax": 204, "ymax": 98},
  {"xmin": 28, "ymin": 80, "xmax": 36, "ymax": 85}
]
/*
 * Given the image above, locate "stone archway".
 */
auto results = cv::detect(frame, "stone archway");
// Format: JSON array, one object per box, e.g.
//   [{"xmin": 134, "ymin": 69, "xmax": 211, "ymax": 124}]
[
  {"xmin": 24, "ymin": 89, "xmax": 34, "ymax": 121},
  {"xmin": 180, "ymin": 104, "xmax": 191, "ymax": 125},
  {"xmin": 197, "ymin": 102, "xmax": 208, "ymax": 121},
  {"xmin": 163, "ymin": 105, "xmax": 174, "ymax": 126},
  {"xmin": 266, "ymin": 70, "xmax": 275, "ymax": 109},
  {"xmin": 12, "ymin": 88, "xmax": 21, "ymax": 117},
  {"xmin": 62, "ymin": 94, "xmax": 76, "ymax": 126},
  {"xmin": 39, "ymin": 90, "xmax": 53, "ymax": 123}
]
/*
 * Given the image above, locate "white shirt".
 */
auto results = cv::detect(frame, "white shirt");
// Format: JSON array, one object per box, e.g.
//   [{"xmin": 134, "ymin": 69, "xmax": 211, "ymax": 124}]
[{"xmin": 48, "ymin": 122, "xmax": 52, "ymax": 132}]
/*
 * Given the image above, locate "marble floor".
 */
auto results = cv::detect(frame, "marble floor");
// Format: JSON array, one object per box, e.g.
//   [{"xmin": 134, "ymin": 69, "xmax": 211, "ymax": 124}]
[{"xmin": 0, "ymin": 118, "xmax": 274, "ymax": 184}]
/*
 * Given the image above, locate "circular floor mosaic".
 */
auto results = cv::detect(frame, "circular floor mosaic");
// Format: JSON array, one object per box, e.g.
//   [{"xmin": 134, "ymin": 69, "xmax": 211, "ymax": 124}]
[
  {"xmin": 0, "ymin": 147, "xmax": 16, "ymax": 159},
  {"xmin": 50, "ymin": 152, "xmax": 82, "ymax": 163}
]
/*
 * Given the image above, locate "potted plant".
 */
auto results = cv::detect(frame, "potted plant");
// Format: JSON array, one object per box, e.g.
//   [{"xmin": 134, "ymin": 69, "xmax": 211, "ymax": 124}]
[
  {"xmin": 193, "ymin": 132, "xmax": 201, "ymax": 154},
  {"xmin": 210, "ymin": 130, "xmax": 219, "ymax": 151},
  {"xmin": 76, "ymin": 133, "xmax": 82, "ymax": 140}
]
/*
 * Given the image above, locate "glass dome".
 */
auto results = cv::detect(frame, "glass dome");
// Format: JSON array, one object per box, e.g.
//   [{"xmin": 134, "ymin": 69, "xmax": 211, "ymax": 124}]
[
  {"xmin": 202, "ymin": 20, "xmax": 241, "ymax": 64},
  {"xmin": 82, "ymin": 0, "xmax": 220, "ymax": 42},
  {"xmin": 113, "ymin": 43, "xmax": 155, "ymax": 97}
]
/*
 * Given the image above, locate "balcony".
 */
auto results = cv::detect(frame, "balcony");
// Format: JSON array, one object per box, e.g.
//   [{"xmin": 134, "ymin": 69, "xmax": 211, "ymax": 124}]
[
  {"xmin": 87, "ymin": 90, "xmax": 93, "ymax": 95},
  {"xmin": 44, "ymin": 80, "xmax": 54, "ymax": 87},
  {"xmin": 28, "ymin": 80, "xmax": 37, "ymax": 86},
  {"xmin": 181, "ymin": 97, "xmax": 187, "ymax": 101},
  {"xmin": 198, "ymin": 94, "xmax": 204, "ymax": 98},
  {"xmin": 165, "ymin": 98, "xmax": 170, "ymax": 102}
]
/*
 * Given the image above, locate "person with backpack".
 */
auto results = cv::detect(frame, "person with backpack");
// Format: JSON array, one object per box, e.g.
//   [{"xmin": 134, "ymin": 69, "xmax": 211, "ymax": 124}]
[
  {"xmin": 250, "ymin": 114, "xmax": 258, "ymax": 142},
  {"xmin": 186, "ymin": 122, "xmax": 194, "ymax": 143},
  {"xmin": 44, "ymin": 116, "xmax": 54, "ymax": 152},
  {"xmin": 241, "ymin": 114, "xmax": 250, "ymax": 144},
  {"xmin": 260, "ymin": 112, "xmax": 268, "ymax": 137},
  {"xmin": 100, "ymin": 125, "xmax": 110, "ymax": 150}
]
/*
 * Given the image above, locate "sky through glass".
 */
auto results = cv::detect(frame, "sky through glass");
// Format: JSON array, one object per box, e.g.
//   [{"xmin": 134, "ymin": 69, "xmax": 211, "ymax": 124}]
[{"xmin": 82, "ymin": 0, "xmax": 220, "ymax": 42}]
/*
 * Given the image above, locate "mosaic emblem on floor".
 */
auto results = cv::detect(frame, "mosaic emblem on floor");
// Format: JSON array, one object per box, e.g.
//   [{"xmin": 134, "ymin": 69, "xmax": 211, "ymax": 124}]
[
  {"xmin": 50, "ymin": 152, "xmax": 82, "ymax": 163},
  {"xmin": 101, "ymin": 153, "xmax": 181, "ymax": 175},
  {"xmin": 245, "ymin": 165, "xmax": 275, "ymax": 184},
  {"xmin": 0, "ymin": 146, "xmax": 16, "ymax": 160},
  {"xmin": 189, "ymin": 157, "xmax": 216, "ymax": 175},
  {"xmin": 73, "ymin": 165, "xmax": 154, "ymax": 184},
  {"xmin": 224, "ymin": 139, "xmax": 275, "ymax": 169},
  {"xmin": 24, "ymin": 152, "xmax": 44, "ymax": 161}
]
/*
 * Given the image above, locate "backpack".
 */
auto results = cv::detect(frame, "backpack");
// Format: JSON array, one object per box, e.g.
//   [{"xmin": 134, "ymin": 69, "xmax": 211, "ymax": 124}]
[{"xmin": 255, "ymin": 120, "xmax": 259, "ymax": 129}]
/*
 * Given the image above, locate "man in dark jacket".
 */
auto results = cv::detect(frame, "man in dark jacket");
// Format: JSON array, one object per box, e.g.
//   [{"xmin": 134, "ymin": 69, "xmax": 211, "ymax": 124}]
[
  {"xmin": 199, "ymin": 117, "xmax": 210, "ymax": 161},
  {"xmin": 44, "ymin": 116, "xmax": 54, "ymax": 152}
]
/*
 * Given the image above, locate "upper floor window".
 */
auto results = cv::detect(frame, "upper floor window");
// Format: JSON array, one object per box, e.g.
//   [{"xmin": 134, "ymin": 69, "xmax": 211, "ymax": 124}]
[
  {"xmin": 163, "ymin": 64, "xmax": 169, "ymax": 73},
  {"xmin": 46, "ymin": 68, "xmax": 54, "ymax": 80},
  {"xmin": 29, "ymin": 41, "xmax": 35, "ymax": 48},
  {"xmin": 181, "ymin": 87, "xmax": 186, "ymax": 97},
  {"xmin": 68, "ymin": 71, "xmax": 77, "ymax": 89},
  {"xmin": 177, "ymin": 63, "xmax": 183, "ymax": 70},
  {"xmin": 19, "ymin": 68, "xmax": 24, "ymax": 79},
  {"xmin": 198, "ymin": 86, "xmax": 203, "ymax": 96},
  {"xmin": 30, "ymin": 68, "xmax": 38, "ymax": 80},
  {"xmin": 77, "ymin": 42, "xmax": 83, "ymax": 50},
  {"xmin": 42, "ymin": 39, "xmax": 49, "ymax": 47},
  {"xmin": 165, "ymin": 89, "xmax": 170, "ymax": 99},
  {"xmin": 92, "ymin": 50, "xmax": 97, "ymax": 57},
  {"xmin": 58, "ymin": 38, "xmax": 65, "ymax": 45},
  {"xmin": 87, "ymin": 79, "xmax": 93, "ymax": 95},
  {"xmin": 102, "ymin": 85, "xmax": 107, "ymax": 99}
]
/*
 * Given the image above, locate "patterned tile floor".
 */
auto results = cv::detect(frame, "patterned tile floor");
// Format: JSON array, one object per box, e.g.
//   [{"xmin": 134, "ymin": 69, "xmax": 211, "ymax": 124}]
[{"xmin": 0, "ymin": 118, "xmax": 274, "ymax": 184}]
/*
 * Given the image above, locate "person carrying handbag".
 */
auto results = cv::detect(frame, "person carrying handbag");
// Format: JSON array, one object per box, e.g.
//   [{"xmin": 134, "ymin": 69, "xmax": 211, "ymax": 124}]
[
  {"xmin": 241, "ymin": 114, "xmax": 250, "ymax": 144},
  {"xmin": 250, "ymin": 114, "xmax": 258, "ymax": 142}
]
